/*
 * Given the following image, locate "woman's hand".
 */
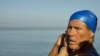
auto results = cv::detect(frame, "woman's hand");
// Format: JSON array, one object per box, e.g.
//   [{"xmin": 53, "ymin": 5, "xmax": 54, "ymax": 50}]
[
  {"xmin": 48, "ymin": 33, "xmax": 69, "ymax": 56},
  {"xmin": 55, "ymin": 33, "xmax": 69, "ymax": 56},
  {"xmin": 55, "ymin": 33, "xmax": 65, "ymax": 46},
  {"xmin": 57, "ymin": 34, "xmax": 69, "ymax": 56}
]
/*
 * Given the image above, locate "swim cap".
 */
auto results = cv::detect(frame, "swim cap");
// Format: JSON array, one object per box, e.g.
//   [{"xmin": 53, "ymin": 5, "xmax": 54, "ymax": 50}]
[{"xmin": 70, "ymin": 10, "xmax": 97, "ymax": 33}]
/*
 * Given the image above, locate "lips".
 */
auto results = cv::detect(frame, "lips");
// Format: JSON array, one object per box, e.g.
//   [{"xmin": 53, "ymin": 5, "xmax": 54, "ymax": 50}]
[
  {"xmin": 69, "ymin": 40, "xmax": 75, "ymax": 45},
  {"xmin": 69, "ymin": 37, "xmax": 76, "ymax": 45}
]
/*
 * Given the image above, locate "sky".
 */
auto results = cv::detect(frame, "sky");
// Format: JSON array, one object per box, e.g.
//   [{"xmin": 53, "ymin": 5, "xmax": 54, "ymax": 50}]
[{"xmin": 0, "ymin": 0, "xmax": 100, "ymax": 29}]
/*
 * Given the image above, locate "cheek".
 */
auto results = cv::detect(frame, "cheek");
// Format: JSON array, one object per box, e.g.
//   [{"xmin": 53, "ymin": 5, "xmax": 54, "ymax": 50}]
[{"xmin": 77, "ymin": 32, "xmax": 90, "ymax": 43}]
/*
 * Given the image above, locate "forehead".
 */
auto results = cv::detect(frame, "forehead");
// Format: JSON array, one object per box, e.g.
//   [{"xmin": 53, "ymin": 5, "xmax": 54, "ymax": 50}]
[{"xmin": 68, "ymin": 19, "xmax": 87, "ymax": 28}]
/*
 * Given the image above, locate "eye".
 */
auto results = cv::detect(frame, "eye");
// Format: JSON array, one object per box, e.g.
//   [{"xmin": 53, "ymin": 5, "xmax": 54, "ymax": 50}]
[
  {"xmin": 75, "ymin": 27, "xmax": 82, "ymax": 30},
  {"xmin": 68, "ymin": 26, "xmax": 72, "ymax": 29}
]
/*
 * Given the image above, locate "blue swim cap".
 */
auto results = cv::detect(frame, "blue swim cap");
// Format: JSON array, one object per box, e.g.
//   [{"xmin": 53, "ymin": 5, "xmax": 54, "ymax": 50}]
[{"xmin": 70, "ymin": 10, "xmax": 97, "ymax": 33}]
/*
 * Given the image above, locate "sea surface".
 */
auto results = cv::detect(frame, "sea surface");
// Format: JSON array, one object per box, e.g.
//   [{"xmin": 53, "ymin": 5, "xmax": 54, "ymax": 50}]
[{"xmin": 0, "ymin": 29, "xmax": 100, "ymax": 56}]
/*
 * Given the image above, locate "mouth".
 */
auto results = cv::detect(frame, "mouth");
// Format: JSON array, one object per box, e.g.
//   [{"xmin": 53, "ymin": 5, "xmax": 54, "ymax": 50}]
[
  {"xmin": 69, "ymin": 40, "xmax": 75, "ymax": 45},
  {"xmin": 68, "ymin": 37, "xmax": 76, "ymax": 45}
]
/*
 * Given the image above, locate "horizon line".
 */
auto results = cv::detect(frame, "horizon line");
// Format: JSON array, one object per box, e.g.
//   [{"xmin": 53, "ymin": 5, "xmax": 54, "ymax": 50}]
[{"xmin": 0, "ymin": 27, "xmax": 100, "ymax": 30}]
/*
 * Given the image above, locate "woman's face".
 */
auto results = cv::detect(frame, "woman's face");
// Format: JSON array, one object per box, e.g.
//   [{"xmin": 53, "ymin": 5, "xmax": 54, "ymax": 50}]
[{"xmin": 66, "ymin": 20, "xmax": 93, "ymax": 50}]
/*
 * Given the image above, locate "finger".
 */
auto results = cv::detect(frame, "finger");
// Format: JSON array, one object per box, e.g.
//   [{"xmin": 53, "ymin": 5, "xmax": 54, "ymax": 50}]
[
  {"xmin": 64, "ymin": 37, "xmax": 67, "ymax": 47},
  {"xmin": 56, "ymin": 33, "xmax": 65, "ymax": 46}
]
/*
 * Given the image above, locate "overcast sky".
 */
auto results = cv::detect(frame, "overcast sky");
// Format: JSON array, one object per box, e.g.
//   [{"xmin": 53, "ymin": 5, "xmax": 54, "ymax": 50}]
[{"xmin": 0, "ymin": 0, "xmax": 100, "ymax": 28}]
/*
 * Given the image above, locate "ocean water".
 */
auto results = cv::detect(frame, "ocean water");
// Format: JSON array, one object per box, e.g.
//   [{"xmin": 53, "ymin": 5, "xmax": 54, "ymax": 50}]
[{"xmin": 0, "ymin": 29, "xmax": 100, "ymax": 56}]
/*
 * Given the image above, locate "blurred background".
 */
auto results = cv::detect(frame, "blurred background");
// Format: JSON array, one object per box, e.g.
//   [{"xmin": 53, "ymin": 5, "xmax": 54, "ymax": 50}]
[{"xmin": 0, "ymin": 0, "xmax": 100, "ymax": 56}]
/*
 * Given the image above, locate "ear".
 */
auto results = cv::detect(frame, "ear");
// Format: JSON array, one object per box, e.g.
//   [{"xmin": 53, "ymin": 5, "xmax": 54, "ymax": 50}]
[
  {"xmin": 89, "ymin": 30, "xmax": 94, "ymax": 43},
  {"xmin": 90, "ymin": 31, "xmax": 94, "ymax": 38}
]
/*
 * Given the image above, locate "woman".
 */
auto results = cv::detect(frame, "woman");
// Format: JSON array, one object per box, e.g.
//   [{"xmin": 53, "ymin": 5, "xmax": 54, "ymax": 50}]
[{"xmin": 49, "ymin": 10, "xmax": 99, "ymax": 56}]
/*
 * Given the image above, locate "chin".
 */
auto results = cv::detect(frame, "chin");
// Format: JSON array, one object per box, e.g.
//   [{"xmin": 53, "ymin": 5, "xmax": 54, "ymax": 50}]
[{"xmin": 69, "ymin": 44, "xmax": 80, "ymax": 50}]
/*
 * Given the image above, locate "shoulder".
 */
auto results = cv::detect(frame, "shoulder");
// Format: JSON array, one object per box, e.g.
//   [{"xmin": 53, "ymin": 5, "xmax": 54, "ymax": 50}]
[
  {"xmin": 77, "ymin": 47, "xmax": 99, "ymax": 56},
  {"xmin": 77, "ymin": 53, "xmax": 99, "ymax": 56},
  {"xmin": 88, "ymin": 47, "xmax": 99, "ymax": 56}
]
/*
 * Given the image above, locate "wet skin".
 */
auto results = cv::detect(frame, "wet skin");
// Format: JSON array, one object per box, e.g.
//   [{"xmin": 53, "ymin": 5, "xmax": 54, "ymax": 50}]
[{"xmin": 66, "ymin": 19, "xmax": 93, "ymax": 51}]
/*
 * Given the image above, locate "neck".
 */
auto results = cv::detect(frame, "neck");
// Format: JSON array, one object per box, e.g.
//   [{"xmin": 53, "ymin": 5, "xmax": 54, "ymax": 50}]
[{"xmin": 68, "ymin": 41, "xmax": 93, "ymax": 55}]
